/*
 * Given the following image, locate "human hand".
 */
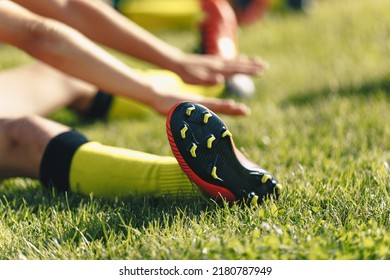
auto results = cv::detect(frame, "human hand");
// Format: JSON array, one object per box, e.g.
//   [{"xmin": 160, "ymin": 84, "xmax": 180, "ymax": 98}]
[
  {"xmin": 150, "ymin": 90, "xmax": 250, "ymax": 116},
  {"xmin": 169, "ymin": 53, "xmax": 268, "ymax": 86}
]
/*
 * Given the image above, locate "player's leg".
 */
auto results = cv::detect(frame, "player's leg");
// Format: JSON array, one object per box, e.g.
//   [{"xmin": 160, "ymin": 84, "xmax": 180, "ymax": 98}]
[
  {"xmin": 0, "ymin": 103, "xmax": 280, "ymax": 204},
  {"xmin": 0, "ymin": 62, "xmax": 97, "ymax": 118},
  {"xmin": 0, "ymin": 115, "xmax": 197, "ymax": 198},
  {"xmin": 0, "ymin": 116, "xmax": 69, "ymax": 179},
  {"xmin": 198, "ymin": 0, "xmax": 256, "ymax": 97},
  {"xmin": 115, "ymin": 0, "xmax": 240, "ymax": 59}
]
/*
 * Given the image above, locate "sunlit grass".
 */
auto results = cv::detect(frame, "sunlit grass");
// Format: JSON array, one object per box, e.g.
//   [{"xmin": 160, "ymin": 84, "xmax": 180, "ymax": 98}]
[{"xmin": 1, "ymin": 0, "xmax": 389, "ymax": 259}]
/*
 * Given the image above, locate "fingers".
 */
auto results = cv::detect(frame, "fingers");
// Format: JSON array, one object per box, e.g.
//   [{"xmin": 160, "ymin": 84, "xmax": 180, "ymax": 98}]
[
  {"xmin": 219, "ymin": 56, "xmax": 269, "ymax": 77},
  {"xmin": 195, "ymin": 98, "xmax": 251, "ymax": 116},
  {"xmin": 177, "ymin": 53, "xmax": 269, "ymax": 86},
  {"xmin": 189, "ymin": 70, "xmax": 225, "ymax": 86},
  {"xmin": 200, "ymin": 55, "xmax": 269, "ymax": 79}
]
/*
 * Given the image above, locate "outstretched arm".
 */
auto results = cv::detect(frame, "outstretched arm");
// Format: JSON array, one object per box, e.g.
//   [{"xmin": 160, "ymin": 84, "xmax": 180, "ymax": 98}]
[
  {"xmin": 0, "ymin": 1, "xmax": 249, "ymax": 116},
  {"xmin": 13, "ymin": 0, "xmax": 181, "ymax": 70},
  {"xmin": 13, "ymin": 0, "xmax": 267, "ymax": 85},
  {"xmin": 0, "ymin": 1, "xmax": 159, "ymax": 109}
]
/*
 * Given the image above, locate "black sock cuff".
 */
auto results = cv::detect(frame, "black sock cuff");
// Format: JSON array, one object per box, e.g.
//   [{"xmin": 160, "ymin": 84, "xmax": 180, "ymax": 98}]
[
  {"xmin": 85, "ymin": 90, "xmax": 113, "ymax": 119},
  {"xmin": 39, "ymin": 130, "xmax": 89, "ymax": 192}
]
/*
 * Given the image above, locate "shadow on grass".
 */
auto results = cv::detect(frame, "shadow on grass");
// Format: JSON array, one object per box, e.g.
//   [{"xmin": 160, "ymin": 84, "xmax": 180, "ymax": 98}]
[
  {"xmin": 48, "ymin": 109, "xmax": 107, "ymax": 128},
  {"xmin": 282, "ymin": 76, "xmax": 390, "ymax": 107},
  {"xmin": 0, "ymin": 179, "xmax": 214, "ymax": 233}
]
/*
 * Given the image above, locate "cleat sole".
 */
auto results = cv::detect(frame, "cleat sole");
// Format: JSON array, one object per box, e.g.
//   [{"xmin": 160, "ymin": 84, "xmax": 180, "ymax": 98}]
[{"xmin": 166, "ymin": 102, "xmax": 280, "ymax": 204}]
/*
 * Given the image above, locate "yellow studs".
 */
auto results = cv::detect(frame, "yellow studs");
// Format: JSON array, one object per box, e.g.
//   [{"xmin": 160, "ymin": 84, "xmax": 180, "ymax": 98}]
[
  {"xmin": 180, "ymin": 125, "xmax": 188, "ymax": 139},
  {"xmin": 211, "ymin": 166, "xmax": 220, "ymax": 180},
  {"xmin": 261, "ymin": 174, "xmax": 272, "ymax": 184},
  {"xmin": 186, "ymin": 105, "xmax": 195, "ymax": 116},
  {"xmin": 207, "ymin": 135, "xmax": 216, "ymax": 149},
  {"xmin": 190, "ymin": 143, "xmax": 197, "ymax": 158},
  {"xmin": 203, "ymin": 112, "xmax": 212, "ymax": 124},
  {"xmin": 222, "ymin": 130, "xmax": 232, "ymax": 138}
]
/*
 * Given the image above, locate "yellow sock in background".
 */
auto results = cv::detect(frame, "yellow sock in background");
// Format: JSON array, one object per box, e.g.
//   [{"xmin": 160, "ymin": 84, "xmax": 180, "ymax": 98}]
[
  {"xmin": 116, "ymin": 0, "xmax": 202, "ymax": 30},
  {"xmin": 69, "ymin": 142, "xmax": 199, "ymax": 198},
  {"xmin": 108, "ymin": 69, "xmax": 225, "ymax": 119}
]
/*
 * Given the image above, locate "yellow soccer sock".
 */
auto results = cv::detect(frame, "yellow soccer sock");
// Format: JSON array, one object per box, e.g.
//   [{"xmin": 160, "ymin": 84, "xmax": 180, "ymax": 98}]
[
  {"xmin": 69, "ymin": 142, "xmax": 199, "ymax": 198},
  {"xmin": 115, "ymin": 0, "xmax": 202, "ymax": 30},
  {"xmin": 107, "ymin": 69, "xmax": 225, "ymax": 119}
]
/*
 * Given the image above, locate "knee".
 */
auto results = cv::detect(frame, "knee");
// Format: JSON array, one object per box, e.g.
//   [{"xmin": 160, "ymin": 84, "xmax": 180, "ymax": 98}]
[
  {"xmin": 5, "ymin": 115, "xmax": 68, "ymax": 163},
  {"xmin": 2, "ymin": 115, "xmax": 43, "ymax": 146},
  {"xmin": 6, "ymin": 115, "xmax": 66, "ymax": 152},
  {"xmin": 0, "ymin": 115, "xmax": 70, "ymax": 179},
  {"xmin": 9, "ymin": 115, "xmax": 43, "ymax": 136},
  {"xmin": 0, "ymin": 117, "xmax": 33, "ymax": 154}
]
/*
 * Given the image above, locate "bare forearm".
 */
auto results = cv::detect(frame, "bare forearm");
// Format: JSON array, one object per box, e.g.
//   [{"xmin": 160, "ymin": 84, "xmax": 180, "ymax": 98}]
[
  {"xmin": 30, "ymin": 21, "xmax": 158, "ymax": 105},
  {"xmin": 0, "ymin": 2, "xmax": 158, "ymax": 108},
  {"xmin": 14, "ymin": 0, "xmax": 183, "ymax": 71}
]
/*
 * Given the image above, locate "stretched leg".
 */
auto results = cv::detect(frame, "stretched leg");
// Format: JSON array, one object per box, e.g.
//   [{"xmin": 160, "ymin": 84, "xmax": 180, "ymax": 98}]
[
  {"xmin": 0, "ymin": 115, "xmax": 196, "ymax": 198},
  {"xmin": 0, "ymin": 62, "xmax": 97, "ymax": 118},
  {"xmin": 0, "ymin": 104, "xmax": 280, "ymax": 204}
]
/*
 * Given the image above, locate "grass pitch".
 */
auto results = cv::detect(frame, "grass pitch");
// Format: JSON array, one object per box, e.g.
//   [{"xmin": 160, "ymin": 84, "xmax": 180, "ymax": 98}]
[{"xmin": 0, "ymin": 0, "xmax": 389, "ymax": 260}]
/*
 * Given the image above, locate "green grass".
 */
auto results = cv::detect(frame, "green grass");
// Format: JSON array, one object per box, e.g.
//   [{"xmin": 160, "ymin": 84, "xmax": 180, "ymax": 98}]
[{"xmin": 1, "ymin": 0, "xmax": 390, "ymax": 260}]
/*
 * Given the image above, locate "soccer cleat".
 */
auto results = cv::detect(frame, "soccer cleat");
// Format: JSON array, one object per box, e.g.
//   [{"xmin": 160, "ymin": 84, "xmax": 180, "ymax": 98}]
[
  {"xmin": 199, "ymin": 0, "xmax": 238, "ymax": 59},
  {"xmin": 166, "ymin": 101, "xmax": 281, "ymax": 205},
  {"xmin": 199, "ymin": 0, "xmax": 257, "ymax": 98}
]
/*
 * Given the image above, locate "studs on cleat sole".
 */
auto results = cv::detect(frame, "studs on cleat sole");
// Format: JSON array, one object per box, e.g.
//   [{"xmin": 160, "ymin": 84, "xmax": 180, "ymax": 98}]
[
  {"xmin": 222, "ymin": 129, "xmax": 232, "ymax": 138},
  {"xmin": 169, "ymin": 102, "xmax": 281, "ymax": 205},
  {"xmin": 190, "ymin": 143, "xmax": 197, "ymax": 158},
  {"xmin": 203, "ymin": 112, "xmax": 212, "ymax": 124},
  {"xmin": 207, "ymin": 135, "xmax": 216, "ymax": 149},
  {"xmin": 211, "ymin": 166, "xmax": 221, "ymax": 180},
  {"xmin": 180, "ymin": 124, "xmax": 188, "ymax": 139},
  {"xmin": 261, "ymin": 174, "xmax": 272, "ymax": 184},
  {"xmin": 186, "ymin": 105, "xmax": 195, "ymax": 116}
]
